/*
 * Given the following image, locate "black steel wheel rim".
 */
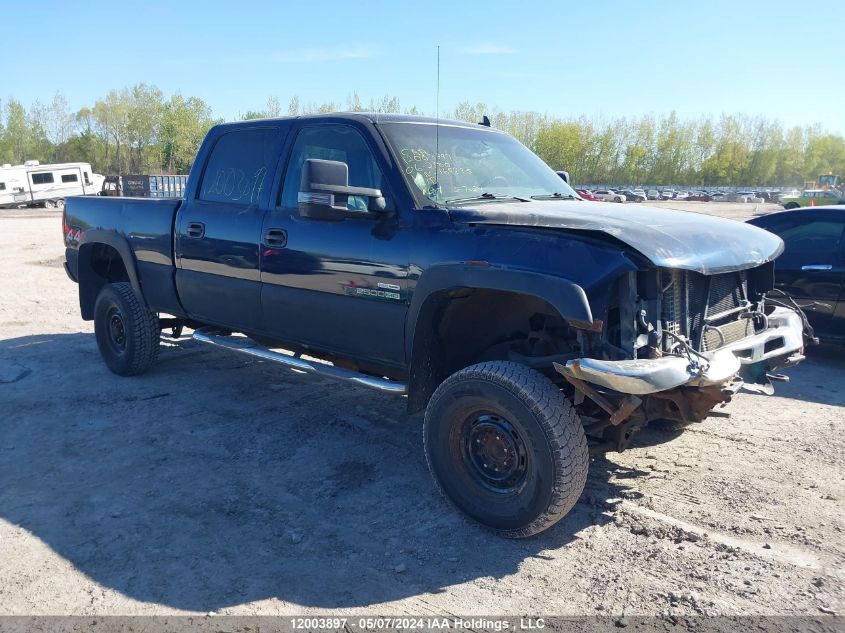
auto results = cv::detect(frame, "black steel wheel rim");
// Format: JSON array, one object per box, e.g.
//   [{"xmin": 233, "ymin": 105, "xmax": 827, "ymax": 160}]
[
  {"xmin": 107, "ymin": 307, "xmax": 127, "ymax": 353},
  {"xmin": 461, "ymin": 413, "xmax": 528, "ymax": 493}
]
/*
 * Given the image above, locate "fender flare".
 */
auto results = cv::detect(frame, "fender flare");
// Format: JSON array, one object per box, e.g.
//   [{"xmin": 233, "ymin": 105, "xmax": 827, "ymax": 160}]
[
  {"xmin": 405, "ymin": 263, "xmax": 594, "ymax": 361},
  {"xmin": 77, "ymin": 229, "xmax": 145, "ymax": 318}
]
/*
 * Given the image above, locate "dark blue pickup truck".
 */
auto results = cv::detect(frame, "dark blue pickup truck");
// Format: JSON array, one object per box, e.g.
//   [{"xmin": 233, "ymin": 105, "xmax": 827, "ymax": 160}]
[{"xmin": 63, "ymin": 113, "xmax": 810, "ymax": 537}]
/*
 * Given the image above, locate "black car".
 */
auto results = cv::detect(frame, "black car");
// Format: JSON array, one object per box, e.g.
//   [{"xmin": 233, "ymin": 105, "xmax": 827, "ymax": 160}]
[
  {"xmin": 617, "ymin": 189, "xmax": 646, "ymax": 202},
  {"xmin": 748, "ymin": 206, "xmax": 845, "ymax": 342}
]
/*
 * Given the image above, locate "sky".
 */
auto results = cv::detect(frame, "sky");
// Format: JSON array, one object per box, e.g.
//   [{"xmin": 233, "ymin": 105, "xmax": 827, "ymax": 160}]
[{"xmin": 1, "ymin": 0, "xmax": 843, "ymax": 132}]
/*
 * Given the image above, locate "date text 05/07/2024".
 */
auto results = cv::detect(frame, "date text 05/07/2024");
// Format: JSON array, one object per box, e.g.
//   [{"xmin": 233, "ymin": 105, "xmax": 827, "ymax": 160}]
[{"xmin": 289, "ymin": 617, "xmax": 548, "ymax": 631}]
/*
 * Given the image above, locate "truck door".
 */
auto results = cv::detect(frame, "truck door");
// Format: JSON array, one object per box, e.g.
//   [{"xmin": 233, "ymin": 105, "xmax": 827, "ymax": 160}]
[
  {"xmin": 260, "ymin": 122, "xmax": 409, "ymax": 366},
  {"xmin": 175, "ymin": 125, "xmax": 285, "ymax": 332}
]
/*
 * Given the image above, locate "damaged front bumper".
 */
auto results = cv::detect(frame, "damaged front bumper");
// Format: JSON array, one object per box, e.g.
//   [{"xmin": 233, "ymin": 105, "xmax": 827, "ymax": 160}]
[{"xmin": 556, "ymin": 307, "xmax": 806, "ymax": 397}]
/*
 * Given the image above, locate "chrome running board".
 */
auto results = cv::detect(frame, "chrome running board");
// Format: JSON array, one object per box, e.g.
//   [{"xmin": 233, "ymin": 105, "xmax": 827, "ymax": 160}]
[{"xmin": 191, "ymin": 327, "xmax": 407, "ymax": 395}]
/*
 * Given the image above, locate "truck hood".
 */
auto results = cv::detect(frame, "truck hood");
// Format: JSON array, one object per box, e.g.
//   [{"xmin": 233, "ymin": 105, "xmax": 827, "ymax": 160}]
[{"xmin": 448, "ymin": 200, "xmax": 783, "ymax": 274}]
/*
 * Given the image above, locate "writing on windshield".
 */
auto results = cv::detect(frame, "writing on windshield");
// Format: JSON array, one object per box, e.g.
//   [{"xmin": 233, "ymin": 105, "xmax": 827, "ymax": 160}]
[
  {"xmin": 398, "ymin": 147, "xmax": 478, "ymax": 197},
  {"xmin": 382, "ymin": 122, "xmax": 577, "ymax": 205}
]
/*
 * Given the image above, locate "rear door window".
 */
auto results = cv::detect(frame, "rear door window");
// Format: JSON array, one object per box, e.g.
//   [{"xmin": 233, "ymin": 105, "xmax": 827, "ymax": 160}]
[{"xmin": 199, "ymin": 128, "xmax": 278, "ymax": 206}]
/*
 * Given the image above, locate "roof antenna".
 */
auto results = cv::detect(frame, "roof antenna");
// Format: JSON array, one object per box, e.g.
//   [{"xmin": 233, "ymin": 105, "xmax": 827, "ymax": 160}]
[
  {"xmin": 431, "ymin": 45, "xmax": 441, "ymax": 204},
  {"xmin": 479, "ymin": 115, "xmax": 490, "ymax": 127}
]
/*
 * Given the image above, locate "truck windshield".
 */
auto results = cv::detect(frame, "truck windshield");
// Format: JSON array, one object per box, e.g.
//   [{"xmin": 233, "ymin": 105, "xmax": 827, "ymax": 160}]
[{"xmin": 379, "ymin": 122, "xmax": 578, "ymax": 206}]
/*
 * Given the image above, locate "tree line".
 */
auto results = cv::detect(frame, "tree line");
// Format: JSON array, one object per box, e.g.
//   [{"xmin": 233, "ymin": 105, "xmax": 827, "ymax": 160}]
[{"xmin": 1, "ymin": 86, "xmax": 843, "ymax": 187}]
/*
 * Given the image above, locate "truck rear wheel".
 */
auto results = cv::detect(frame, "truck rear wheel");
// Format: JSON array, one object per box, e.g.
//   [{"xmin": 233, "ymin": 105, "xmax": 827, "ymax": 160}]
[
  {"xmin": 94, "ymin": 282, "xmax": 160, "ymax": 376},
  {"xmin": 423, "ymin": 361, "xmax": 588, "ymax": 538}
]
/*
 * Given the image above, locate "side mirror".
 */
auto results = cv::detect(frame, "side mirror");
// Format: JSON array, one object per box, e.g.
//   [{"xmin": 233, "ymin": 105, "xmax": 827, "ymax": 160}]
[
  {"xmin": 298, "ymin": 158, "xmax": 386, "ymax": 221},
  {"xmin": 556, "ymin": 170, "xmax": 570, "ymax": 184}
]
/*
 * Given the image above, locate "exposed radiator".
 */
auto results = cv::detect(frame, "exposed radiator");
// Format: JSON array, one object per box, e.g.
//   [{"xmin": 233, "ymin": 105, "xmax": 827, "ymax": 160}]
[{"xmin": 661, "ymin": 269, "xmax": 750, "ymax": 351}]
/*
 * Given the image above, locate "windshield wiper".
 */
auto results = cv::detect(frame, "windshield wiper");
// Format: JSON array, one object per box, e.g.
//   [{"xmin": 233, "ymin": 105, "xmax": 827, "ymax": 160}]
[
  {"xmin": 530, "ymin": 193, "xmax": 580, "ymax": 200},
  {"xmin": 445, "ymin": 192, "xmax": 531, "ymax": 205}
]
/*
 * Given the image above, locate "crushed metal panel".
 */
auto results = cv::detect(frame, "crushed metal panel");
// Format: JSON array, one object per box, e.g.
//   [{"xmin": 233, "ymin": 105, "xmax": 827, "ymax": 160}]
[{"xmin": 448, "ymin": 200, "xmax": 784, "ymax": 274}]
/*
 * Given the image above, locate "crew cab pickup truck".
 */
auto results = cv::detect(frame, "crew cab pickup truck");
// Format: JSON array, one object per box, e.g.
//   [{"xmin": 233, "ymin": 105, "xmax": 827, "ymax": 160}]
[{"xmin": 63, "ymin": 113, "xmax": 811, "ymax": 537}]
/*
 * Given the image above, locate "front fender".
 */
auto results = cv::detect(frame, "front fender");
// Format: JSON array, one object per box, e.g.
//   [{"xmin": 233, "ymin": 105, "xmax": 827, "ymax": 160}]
[{"xmin": 405, "ymin": 263, "xmax": 593, "ymax": 361}]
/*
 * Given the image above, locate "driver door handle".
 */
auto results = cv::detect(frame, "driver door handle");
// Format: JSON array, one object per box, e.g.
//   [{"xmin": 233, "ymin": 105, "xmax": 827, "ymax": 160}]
[
  {"xmin": 263, "ymin": 228, "xmax": 288, "ymax": 248},
  {"xmin": 801, "ymin": 264, "xmax": 832, "ymax": 271}
]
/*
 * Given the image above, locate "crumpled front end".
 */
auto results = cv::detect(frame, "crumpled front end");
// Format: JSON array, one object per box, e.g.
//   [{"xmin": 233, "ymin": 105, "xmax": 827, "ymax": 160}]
[{"xmin": 554, "ymin": 263, "xmax": 811, "ymax": 448}]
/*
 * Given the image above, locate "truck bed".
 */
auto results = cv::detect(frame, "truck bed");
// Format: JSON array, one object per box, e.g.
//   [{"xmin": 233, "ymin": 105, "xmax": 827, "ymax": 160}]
[{"xmin": 63, "ymin": 195, "xmax": 183, "ymax": 317}]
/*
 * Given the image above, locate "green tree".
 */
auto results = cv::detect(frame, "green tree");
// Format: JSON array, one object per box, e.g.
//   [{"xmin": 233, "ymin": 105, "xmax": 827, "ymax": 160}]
[
  {"xmin": 126, "ymin": 83, "xmax": 164, "ymax": 172},
  {"xmin": 4, "ymin": 99, "xmax": 34, "ymax": 163},
  {"xmin": 534, "ymin": 120, "xmax": 591, "ymax": 182},
  {"xmin": 93, "ymin": 89, "xmax": 130, "ymax": 173},
  {"xmin": 160, "ymin": 94, "xmax": 216, "ymax": 173}
]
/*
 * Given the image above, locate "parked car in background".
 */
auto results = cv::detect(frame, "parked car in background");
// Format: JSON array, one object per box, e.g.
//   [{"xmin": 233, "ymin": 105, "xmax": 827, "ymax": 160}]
[
  {"xmin": 674, "ymin": 191, "xmax": 689, "ymax": 200},
  {"xmin": 748, "ymin": 206, "xmax": 845, "ymax": 342},
  {"xmin": 632, "ymin": 188, "xmax": 648, "ymax": 200},
  {"xmin": 660, "ymin": 189, "xmax": 674, "ymax": 200},
  {"xmin": 780, "ymin": 189, "xmax": 844, "ymax": 209},
  {"xmin": 575, "ymin": 189, "xmax": 601, "ymax": 201},
  {"xmin": 618, "ymin": 188, "xmax": 645, "ymax": 202},
  {"xmin": 687, "ymin": 192, "xmax": 713, "ymax": 202},
  {"xmin": 593, "ymin": 189, "xmax": 626, "ymax": 203},
  {"xmin": 729, "ymin": 192, "xmax": 765, "ymax": 203},
  {"xmin": 646, "ymin": 189, "xmax": 660, "ymax": 200}
]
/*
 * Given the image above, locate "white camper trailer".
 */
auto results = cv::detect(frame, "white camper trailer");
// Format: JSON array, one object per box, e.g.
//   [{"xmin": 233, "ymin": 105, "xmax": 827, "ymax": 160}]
[{"xmin": 0, "ymin": 161, "xmax": 104, "ymax": 208}]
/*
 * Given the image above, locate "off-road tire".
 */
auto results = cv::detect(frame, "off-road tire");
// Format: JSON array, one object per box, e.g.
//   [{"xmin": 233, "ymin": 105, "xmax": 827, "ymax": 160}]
[
  {"xmin": 784, "ymin": 202, "xmax": 800, "ymax": 210},
  {"xmin": 423, "ymin": 361, "xmax": 589, "ymax": 538},
  {"xmin": 94, "ymin": 282, "xmax": 160, "ymax": 376}
]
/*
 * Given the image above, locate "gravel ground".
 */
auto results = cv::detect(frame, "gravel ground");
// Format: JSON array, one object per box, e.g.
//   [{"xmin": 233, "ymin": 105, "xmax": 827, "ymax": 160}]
[{"xmin": 0, "ymin": 202, "xmax": 842, "ymax": 617}]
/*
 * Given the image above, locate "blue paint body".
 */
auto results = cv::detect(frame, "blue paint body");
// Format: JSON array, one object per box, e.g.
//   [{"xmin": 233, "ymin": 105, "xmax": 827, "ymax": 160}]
[{"xmin": 63, "ymin": 114, "xmax": 783, "ymax": 375}]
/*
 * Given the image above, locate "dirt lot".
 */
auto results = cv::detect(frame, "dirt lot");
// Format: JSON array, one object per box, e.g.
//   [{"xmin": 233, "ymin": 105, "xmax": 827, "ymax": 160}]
[{"xmin": 0, "ymin": 202, "xmax": 842, "ymax": 617}]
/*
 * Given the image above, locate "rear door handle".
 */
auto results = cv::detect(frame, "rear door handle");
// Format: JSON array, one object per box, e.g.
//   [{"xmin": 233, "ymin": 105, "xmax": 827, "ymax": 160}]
[
  {"xmin": 801, "ymin": 264, "xmax": 832, "ymax": 271},
  {"xmin": 263, "ymin": 228, "xmax": 288, "ymax": 248},
  {"xmin": 186, "ymin": 222, "xmax": 205, "ymax": 239}
]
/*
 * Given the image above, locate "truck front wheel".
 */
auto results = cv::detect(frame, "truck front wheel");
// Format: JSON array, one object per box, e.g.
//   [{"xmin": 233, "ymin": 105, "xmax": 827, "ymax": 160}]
[
  {"xmin": 94, "ymin": 282, "xmax": 160, "ymax": 376},
  {"xmin": 423, "ymin": 361, "xmax": 588, "ymax": 538}
]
